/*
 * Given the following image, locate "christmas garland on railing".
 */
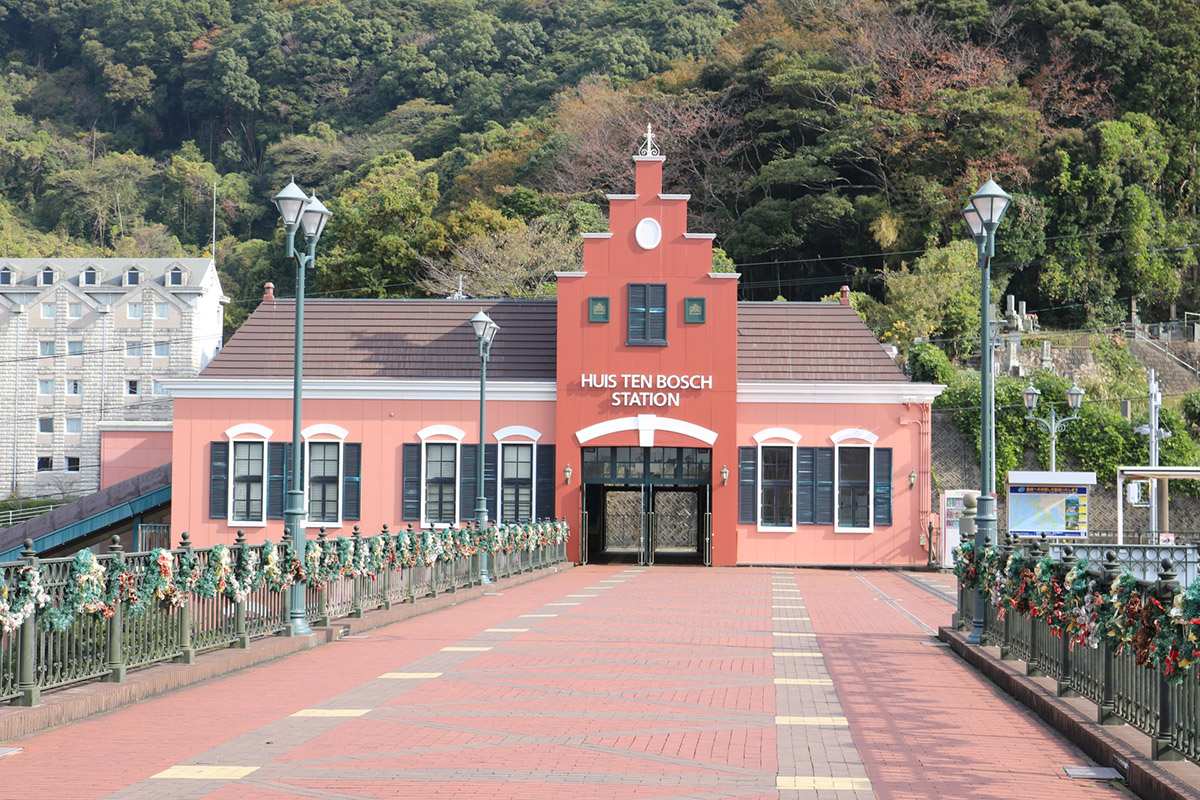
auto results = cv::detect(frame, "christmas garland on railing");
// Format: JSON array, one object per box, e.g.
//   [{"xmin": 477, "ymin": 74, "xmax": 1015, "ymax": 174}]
[
  {"xmin": 8, "ymin": 520, "xmax": 569, "ymax": 632},
  {"xmin": 953, "ymin": 544, "xmax": 1200, "ymax": 685}
]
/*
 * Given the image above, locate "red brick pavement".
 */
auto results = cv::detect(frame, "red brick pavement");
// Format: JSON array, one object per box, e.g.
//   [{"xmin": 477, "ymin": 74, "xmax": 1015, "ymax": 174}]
[{"xmin": 0, "ymin": 566, "xmax": 1129, "ymax": 800}]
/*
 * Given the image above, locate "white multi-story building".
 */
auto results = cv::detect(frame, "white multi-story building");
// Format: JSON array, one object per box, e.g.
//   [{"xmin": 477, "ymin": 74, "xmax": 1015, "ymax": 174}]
[{"xmin": 0, "ymin": 258, "xmax": 225, "ymax": 498}]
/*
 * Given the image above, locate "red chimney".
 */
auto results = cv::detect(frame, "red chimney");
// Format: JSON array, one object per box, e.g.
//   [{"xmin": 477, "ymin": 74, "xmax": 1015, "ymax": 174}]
[
  {"xmin": 263, "ymin": 282, "xmax": 275, "ymax": 302},
  {"xmin": 839, "ymin": 285, "xmax": 850, "ymax": 305}
]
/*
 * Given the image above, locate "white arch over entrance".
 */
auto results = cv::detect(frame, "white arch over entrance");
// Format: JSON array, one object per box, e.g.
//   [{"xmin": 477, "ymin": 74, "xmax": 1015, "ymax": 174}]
[{"xmin": 575, "ymin": 414, "xmax": 718, "ymax": 448}]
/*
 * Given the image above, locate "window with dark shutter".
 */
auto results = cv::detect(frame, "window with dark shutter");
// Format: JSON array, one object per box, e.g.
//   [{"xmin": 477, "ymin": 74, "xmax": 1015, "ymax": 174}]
[
  {"xmin": 209, "ymin": 442, "xmax": 228, "ymax": 518},
  {"xmin": 343, "ymin": 443, "xmax": 361, "ymax": 520},
  {"xmin": 837, "ymin": 446, "xmax": 871, "ymax": 528},
  {"xmin": 873, "ymin": 448, "xmax": 892, "ymax": 526},
  {"xmin": 402, "ymin": 443, "xmax": 421, "ymax": 521},
  {"xmin": 796, "ymin": 448, "xmax": 816, "ymax": 524},
  {"xmin": 627, "ymin": 283, "xmax": 667, "ymax": 345},
  {"xmin": 814, "ymin": 448, "xmax": 835, "ymax": 525},
  {"xmin": 425, "ymin": 443, "xmax": 456, "ymax": 524},
  {"xmin": 232, "ymin": 441, "xmax": 266, "ymax": 522},
  {"xmin": 484, "ymin": 444, "xmax": 498, "ymax": 521},
  {"xmin": 308, "ymin": 442, "xmax": 340, "ymax": 523},
  {"xmin": 760, "ymin": 446, "xmax": 793, "ymax": 527},
  {"xmin": 459, "ymin": 444, "xmax": 478, "ymax": 522},
  {"xmin": 502, "ymin": 443, "xmax": 533, "ymax": 523},
  {"xmin": 267, "ymin": 442, "xmax": 288, "ymax": 519},
  {"xmin": 738, "ymin": 447, "xmax": 757, "ymax": 524},
  {"xmin": 535, "ymin": 444, "xmax": 555, "ymax": 520}
]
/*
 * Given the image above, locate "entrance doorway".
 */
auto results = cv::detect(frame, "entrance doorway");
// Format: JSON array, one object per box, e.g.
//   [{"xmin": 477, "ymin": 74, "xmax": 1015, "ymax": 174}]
[{"xmin": 579, "ymin": 447, "xmax": 712, "ymax": 565}]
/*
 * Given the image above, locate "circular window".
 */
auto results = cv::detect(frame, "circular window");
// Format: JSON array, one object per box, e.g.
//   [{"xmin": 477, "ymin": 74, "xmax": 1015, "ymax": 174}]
[{"xmin": 635, "ymin": 217, "xmax": 662, "ymax": 250}]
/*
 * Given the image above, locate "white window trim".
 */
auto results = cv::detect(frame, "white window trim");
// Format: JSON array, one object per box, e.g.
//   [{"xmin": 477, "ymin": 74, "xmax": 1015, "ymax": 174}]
[
  {"xmin": 418, "ymin": 425, "xmax": 465, "ymax": 528},
  {"xmin": 226, "ymin": 431, "xmax": 269, "ymax": 528},
  {"xmin": 40, "ymin": 302, "xmax": 55, "ymax": 319},
  {"xmin": 754, "ymin": 427, "xmax": 802, "ymax": 533},
  {"xmin": 0, "ymin": 268, "xmax": 11, "ymax": 285},
  {"xmin": 125, "ymin": 268, "xmax": 141, "ymax": 287},
  {"xmin": 154, "ymin": 340, "xmax": 170, "ymax": 357},
  {"xmin": 169, "ymin": 266, "xmax": 186, "ymax": 285},
  {"xmin": 82, "ymin": 267, "xmax": 99, "ymax": 286},
  {"xmin": 494, "ymin": 426, "xmax": 542, "ymax": 526},
  {"xmin": 66, "ymin": 302, "xmax": 82, "ymax": 320},
  {"xmin": 126, "ymin": 341, "xmax": 142, "ymax": 357},
  {"xmin": 39, "ymin": 268, "xmax": 54, "ymax": 286},
  {"xmin": 831, "ymin": 429, "xmax": 877, "ymax": 533},
  {"xmin": 301, "ymin": 424, "xmax": 349, "ymax": 528},
  {"xmin": 154, "ymin": 301, "xmax": 169, "ymax": 320},
  {"xmin": 127, "ymin": 303, "xmax": 142, "ymax": 319},
  {"xmin": 66, "ymin": 418, "xmax": 82, "ymax": 435},
  {"xmin": 66, "ymin": 379, "xmax": 81, "ymax": 396},
  {"xmin": 39, "ymin": 341, "xmax": 54, "ymax": 357},
  {"xmin": 38, "ymin": 379, "xmax": 53, "ymax": 396}
]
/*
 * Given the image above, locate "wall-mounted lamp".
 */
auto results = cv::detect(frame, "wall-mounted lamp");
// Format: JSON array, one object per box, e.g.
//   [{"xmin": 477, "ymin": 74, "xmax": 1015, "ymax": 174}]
[
  {"xmin": 563, "ymin": 463, "xmax": 573, "ymax": 485},
  {"xmin": 720, "ymin": 464, "xmax": 730, "ymax": 486},
  {"xmin": 909, "ymin": 470, "xmax": 918, "ymax": 489}
]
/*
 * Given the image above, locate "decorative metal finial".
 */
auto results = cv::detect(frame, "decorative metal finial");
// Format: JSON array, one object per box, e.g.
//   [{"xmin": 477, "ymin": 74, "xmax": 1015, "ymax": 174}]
[{"xmin": 637, "ymin": 123, "xmax": 660, "ymax": 157}]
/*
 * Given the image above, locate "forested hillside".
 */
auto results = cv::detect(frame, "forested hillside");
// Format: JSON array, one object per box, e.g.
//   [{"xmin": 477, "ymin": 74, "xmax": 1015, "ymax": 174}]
[{"xmin": 0, "ymin": 0, "xmax": 1196, "ymax": 340}]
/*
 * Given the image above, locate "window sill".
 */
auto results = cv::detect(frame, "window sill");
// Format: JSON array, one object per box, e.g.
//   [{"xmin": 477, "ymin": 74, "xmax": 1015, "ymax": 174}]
[
  {"xmin": 756, "ymin": 524, "xmax": 796, "ymax": 533},
  {"xmin": 230, "ymin": 520, "xmax": 267, "ymax": 528},
  {"xmin": 834, "ymin": 525, "xmax": 873, "ymax": 534},
  {"xmin": 625, "ymin": 340, "xmax": 668, "ymax": 347}
]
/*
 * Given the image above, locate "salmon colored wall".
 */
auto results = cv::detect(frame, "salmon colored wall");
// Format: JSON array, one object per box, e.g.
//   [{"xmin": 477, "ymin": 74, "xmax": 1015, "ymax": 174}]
[
  {"xmin": 172, "ymin": 396, "xmax": 555, "ymax": 548},
  {"xmin": 734, "ymin": 402, "xmax": 931, "ymax": 566},
  {"xmin": 100, "ymin": 430, "xmax": 172, "ymax": 489},
  {"xmin": 555, "ymin": 156, "xmax": 740, "ymax": 565}
]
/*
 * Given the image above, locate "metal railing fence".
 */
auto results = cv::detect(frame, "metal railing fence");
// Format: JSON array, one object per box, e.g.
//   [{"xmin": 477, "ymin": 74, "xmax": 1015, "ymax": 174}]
[{"xmin": 0, "ymin": 519, "xmax": 569, "ymax": 708}]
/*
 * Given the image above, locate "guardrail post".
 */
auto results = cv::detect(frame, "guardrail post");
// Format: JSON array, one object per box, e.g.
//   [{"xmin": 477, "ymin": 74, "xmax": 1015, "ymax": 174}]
[
  {"xmin": 1097, "ymin": 549, "xmax": 1120, "ymax": 723},
  {"xmin": 15, "ymin": 538, "xmax": 41, "ymax": 706},
  {"xmin": 315, "ymin": 528, "xmax": 331, "ymax": 626},
  {"xmin": 953, "ymin": 496, "xmax": 976, "ymax": 630},
  {"xmin": 1152, "ymin": 559, "xmax": 1182, "ymax": 760},
  {"xmin": 407, "ymin": 525, "xmax": 417, "ymax": 604},
  {"xmin": 234, "ymin": 531, "xmax": 249, "ymax": 648},
  {"xmin": 1056, "ymin": 546, "xmax": 1076, "ymax": 696},
  {"xmin": 175, "ymin": 532, "xmax": 195, "ymax": 663},
  {"xmin": 350, "ymin": 526, "xmax": 364, "ymax": 618},
  {"xmin": 104, "ymin": 536, "xmax": 127, "ymax": 683},
  {"xmin": 449, "ymin": 526, "xmax": 459, "ymax": 594},
  {"xmin": 380, "ymin": 524, "xmax": 393, "ymax": 610}
]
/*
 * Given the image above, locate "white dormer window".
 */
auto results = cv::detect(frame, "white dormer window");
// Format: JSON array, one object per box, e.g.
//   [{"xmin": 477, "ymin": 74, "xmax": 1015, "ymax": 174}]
[
  {"xmin": 168, "ymin": 267, "xmax": 184, "ymax": 286},
  {"xmin": 0, "ymin": 268, "xmax": 10, "ymax": 286},
  {"xmin": 82, "ymin": 267, "xmax": 98, "ymax": 286},
  {"xmin": 125, "ymin": 267, "xmax": 140, "ymax": 287},
  {"xmin": 39, "ymin": 267, "xmax": 54, "ymax": 286}
]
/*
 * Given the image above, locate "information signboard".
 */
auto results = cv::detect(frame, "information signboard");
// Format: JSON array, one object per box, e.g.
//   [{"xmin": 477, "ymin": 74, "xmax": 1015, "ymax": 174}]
[
  {"xmin": 940, "ymin": 490, "xmax": 973, "ymax": 565},
  {"xmin": 1006, "ymin": 471, "xmax": 1096, "ymax": 539}
]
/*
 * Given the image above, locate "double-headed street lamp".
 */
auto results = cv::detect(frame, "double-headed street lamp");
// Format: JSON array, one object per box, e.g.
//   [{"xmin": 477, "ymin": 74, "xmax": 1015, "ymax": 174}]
[
  {"xmin": 272, "ymin": 180, "xmax": 332, "ymax": 636},
  {"xmin": 471, "ymin": 309, "xmax": 499, "ymax": 585},
  {"xmin": 961, "ymin": 175, "xmax": 1011, "ymax": 646},
  {"xmin": 1022, "ymin": 382, "xmax": 1085, "ymax": 471}
]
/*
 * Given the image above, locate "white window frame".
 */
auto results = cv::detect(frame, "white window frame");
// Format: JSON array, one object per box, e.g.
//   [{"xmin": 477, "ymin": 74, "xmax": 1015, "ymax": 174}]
[
  {"xmin": 82, "ymin": 266, "xmax": 98, "ymax": 286},
  {"xmin": 125, "ymin": 267, "xmax": 140, "ymax": 287},
  {"xmin": 67, "ymin": 340, "xmax": 83, "ymax": 356},
  {"xmin": 39, "ymin": 267, "xmax": 54, "ymax": 286},
  {"xmin": 153, "ymin": 340, "xmax": 170, "ymax": 357},
  {"xmin": 37, "ymin": 417, "xmax": 53, "ymax": 434},
  {"xmin": 154, "ymin": 301, "xmax": 169, "ymax": 320},
  {"xmin": 0, "ymin": 268, "xmax": 10, "ymax": 285},
  {"xmin": 40, "ymin": 302, "xmax": 55, "ymax": 319},
  {"xmin": 302, "ymin": 424, "xmax": 348, "ymax": 528},
  {"xmin": 65, "ymin": 417, "xmax": 82, "ymax": 434},
  {"xmin": 126, "ymin": 379, "xmax": 139, "ymax": 396},
  {"xmin": 39, "ymin": 341, "xmax": 54, "ymax": 357},
  {"xmin": 37, "ymin": 379, "xmax": 53, "ymax": 396},
  {"xmin": 65, "ymin": 456, "xmax": 81, "ymax": 472},
  {"xmin": 125, "ymin": 340, "xmax": 142, "ymax": 358},
  {"xmin": 168, "ymin": 266, "xmax": 184, "ymax": 286},
  {"xmin": 127, "ymin": 303, "xmax": 142, "ymax": 320},
  {"xmin": 417, "ymin": 424, "xmax": 464, "ymax": 529},
  {"xmin": 753, "ymin": 427, "xmax": 802, "ymax": 532},
  {"xmin": 831, "ymin": 428, "xmax": 879, "ymax": 533},
  {"xmin": 225, "ymin": 423, "xmax": 273, "ymax": 527},
  {"xmin": 66, "ymin": 378, "xmax": 82, "ymax": 396},
  {"xmin": 494, "ymin": 425, "xmax": 542, "ymax": 526},
  {"xmin": 152, "ymin": 380, "xmax": 169, "ymax": 396},
  {"xmin": 67, "ymin": 302, "xmax": 82, "ymax": 319}
]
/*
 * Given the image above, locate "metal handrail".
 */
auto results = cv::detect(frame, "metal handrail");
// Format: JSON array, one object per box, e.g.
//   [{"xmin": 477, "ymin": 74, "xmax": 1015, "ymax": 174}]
[
  {"xmin": 0, "ymin": 503, "xmax": 71, "ymax": 528},
  {"xmin": 1130, "ymin": 326, "xmax": 1200, "ymax": 376}
]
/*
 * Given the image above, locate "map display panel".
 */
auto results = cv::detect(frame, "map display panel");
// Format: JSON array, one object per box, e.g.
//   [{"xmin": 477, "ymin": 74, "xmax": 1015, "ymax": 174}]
[{"xmin": 1008, "ymin": 485, "xmax": 1088, "ymax": 538}]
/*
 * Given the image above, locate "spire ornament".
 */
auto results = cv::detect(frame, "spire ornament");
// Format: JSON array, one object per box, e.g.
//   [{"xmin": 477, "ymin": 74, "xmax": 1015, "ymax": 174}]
[{"xmin": 637, "ymin": 123, "xmax": 660, "ymax": 157}]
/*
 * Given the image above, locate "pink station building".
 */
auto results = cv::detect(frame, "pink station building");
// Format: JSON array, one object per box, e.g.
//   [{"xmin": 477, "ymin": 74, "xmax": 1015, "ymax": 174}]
[{"xmin": 166, "ymin": 142, "xmax": 943, "ymax": 567}]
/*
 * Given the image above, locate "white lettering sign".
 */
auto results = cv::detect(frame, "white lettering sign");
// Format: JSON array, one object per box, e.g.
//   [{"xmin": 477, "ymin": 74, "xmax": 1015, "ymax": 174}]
[{"xmin": 579, "ymin": 373, "xmax": 713, "ymax": 407}]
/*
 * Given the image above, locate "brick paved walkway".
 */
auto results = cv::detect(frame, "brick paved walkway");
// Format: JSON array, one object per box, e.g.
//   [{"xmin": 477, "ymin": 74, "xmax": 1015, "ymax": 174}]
[{"xmin": 2, "ymin": 567, "xmax": 1125, "ymax": 799}]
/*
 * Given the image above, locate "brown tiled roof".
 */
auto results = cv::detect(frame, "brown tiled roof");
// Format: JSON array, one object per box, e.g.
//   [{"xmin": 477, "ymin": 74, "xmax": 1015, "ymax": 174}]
[
  {"xmin": 736, "ymin": 302, "xmax": 906, "ymax": 382},
  {"xmin": 202, "ymin": 299, "xmax": 558, "ymax": 380},
  {"xmin": 202, "ymin": 297, "xmax": 901, "ymax": 383}
]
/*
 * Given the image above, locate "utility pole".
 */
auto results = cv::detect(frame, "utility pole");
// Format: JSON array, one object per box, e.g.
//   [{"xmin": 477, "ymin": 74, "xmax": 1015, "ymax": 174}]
[{"xmin": 1148, "ymin": 370, "xmax": 1161, "ymax": 538}]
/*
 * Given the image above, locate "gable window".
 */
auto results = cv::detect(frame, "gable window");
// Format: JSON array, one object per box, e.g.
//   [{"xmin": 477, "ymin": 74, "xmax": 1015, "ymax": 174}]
[
  {"xmin": 125, "ymin": 268, "xmax": 140, "ymax": 286},
  {"xmin": 169, "ymin": 267, "xmax": 184, "ymax": 286},
  {"xmin": 40, "ymin": 267, "xmax": 54, "ymax": 286},
  {"xmin": 82, "ymin": 267, "xmax": 98, "ymax": 286},
  {"xmin": 501, "ymin": 444, "xmax": 533, "ymax": 524},
  {"xmin": 232, "ymin": 441, "xmax": 265, "ymax": 523},
  {"xmin": 425, "ymin": 443, "xmax": 457, "ymax": 525},
  {"xmin": 41, "ymin": 302, "xmax": 55, "ymax": 319},
  {"xmin": 67, "ymin": 302, "xmax": 82, "ymax": 319},
  {"xmin": 154, "ymin": 302, "xmax": 168, "ymax": 320},
  {"xmin": 127, "ymin": 303, "xmax": 142, "ymax": 320},
  {"xmin": 627, "ymin": 283, "xmax": 667, "ymax": 345},
  {"xmin": 39, "ymin": 341, "xmax": 54, "ymax": 357}
]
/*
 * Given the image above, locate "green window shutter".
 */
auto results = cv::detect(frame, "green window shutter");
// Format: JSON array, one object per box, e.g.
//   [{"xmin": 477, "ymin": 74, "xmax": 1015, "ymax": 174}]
[
  {"xmin": 738, "ymin": 447, "xmax": 757, "ymax": 524},
  {"xmin": 796, "ymin": 447, "xmax": 816, "ymax": 525},
  {"xmin": 459, "ymin": 444, "xmax": 478, "ymax": 522},
  {"xmin": 267, "ymin": 442, "xmax": 288, "ymax": 519},
  {"xmin": 815, "ymin": 448, "xmax": 834, "ymax": 525},
  {"xmin": 209, "ymin": 442, "xmax": 228, "ymax": 519},
  {"xmin": 343, "ymin": 443, "xmax": 361, "ymax": 520},
  {"xmin": 402, "ymin": 443, "xmax": 421, "ymax": 521},
  {"xmin": 535, "ymin": 444, "xmax": 555, "ymax": 520},
  {"xmin": 874, "ymin": 448, "xmax": 892, "ymax": 526}
]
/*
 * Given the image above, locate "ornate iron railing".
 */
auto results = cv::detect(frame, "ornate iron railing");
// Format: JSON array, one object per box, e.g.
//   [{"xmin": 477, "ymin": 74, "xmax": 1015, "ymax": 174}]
[{"xmin": 0, "ymin": 519, "xmax": 569, "ymax": 708}]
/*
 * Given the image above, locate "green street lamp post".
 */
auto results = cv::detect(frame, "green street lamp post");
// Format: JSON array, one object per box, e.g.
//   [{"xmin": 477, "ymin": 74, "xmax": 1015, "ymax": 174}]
[
  {"xmin": 273, "ymin": 180, "xmax": 332, "ymax": 636},
  {"xmin": 961, "ymin": 175, "xmax": 1011, "ymax": 646},
  {"xmin": 1022, "ymin": 382, "xmax": 1085, "ymax": 472},
  {"xmin": 471, "ymin": 309, "xmax": 499, "ymax": 585}
]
